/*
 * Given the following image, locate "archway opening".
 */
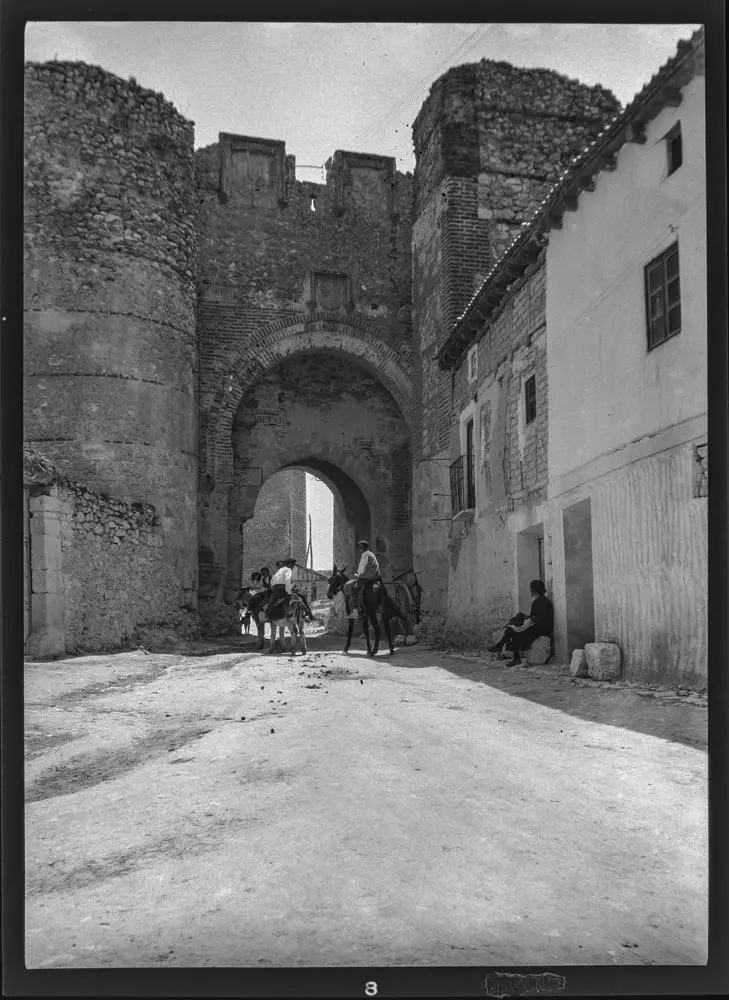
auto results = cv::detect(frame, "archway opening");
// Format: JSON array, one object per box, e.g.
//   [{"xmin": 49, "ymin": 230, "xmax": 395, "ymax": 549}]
[
  {"xmin": 215, "ymin": 346, "xmax": 411, "ymax": 603},
  {"xmin": 305, "ymin": 473, "xmax": 333, "ymax": 573},
  {"xmin": 237, "ymin": 457, "xmax": 372, "ymax": 600}
]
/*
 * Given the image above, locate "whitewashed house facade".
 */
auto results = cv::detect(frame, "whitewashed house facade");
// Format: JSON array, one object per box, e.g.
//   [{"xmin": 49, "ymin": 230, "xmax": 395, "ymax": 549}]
[{"xmin": 437, "ymin": 29, "xmax": 706, "ymax": 685}]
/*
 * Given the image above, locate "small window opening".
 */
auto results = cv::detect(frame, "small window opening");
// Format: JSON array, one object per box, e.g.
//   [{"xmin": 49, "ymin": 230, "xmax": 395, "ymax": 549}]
[
  {"xmin": 467, "ymin": 345, "xmax": 478, "ymax": 383},
  {"xmin": 666, "ymin": 123, "xmax": 682, "ymax": 176},
  {"xmin": 524, "ymin": 375, "xmax": 537, "ymax": 425}
]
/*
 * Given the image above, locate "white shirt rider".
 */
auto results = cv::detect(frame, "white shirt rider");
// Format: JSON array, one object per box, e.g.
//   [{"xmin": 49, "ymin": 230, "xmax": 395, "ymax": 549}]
[
  {"xmin": 355, "ymin": 549, "xmax": 380, "ymax": 581},
  {"xmin": 270, "ymin": 565, "xmax": 293, "ymax": 593}
]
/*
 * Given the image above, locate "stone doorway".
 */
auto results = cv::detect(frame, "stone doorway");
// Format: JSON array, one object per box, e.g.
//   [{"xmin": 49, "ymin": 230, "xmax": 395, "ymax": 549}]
[
  {"xmin": 198, "ymin": 345, "xmax": 412, "ymax": 606},
  {"xmin": 517, "ymin": 522, "xmax": 545, "ymax": 612}
]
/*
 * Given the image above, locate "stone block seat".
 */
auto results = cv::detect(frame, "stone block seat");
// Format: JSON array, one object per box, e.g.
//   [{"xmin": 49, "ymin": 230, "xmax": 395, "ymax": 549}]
[{"xmin": 525, "ymin": 634, "xmax": 553, "ymax": 666}]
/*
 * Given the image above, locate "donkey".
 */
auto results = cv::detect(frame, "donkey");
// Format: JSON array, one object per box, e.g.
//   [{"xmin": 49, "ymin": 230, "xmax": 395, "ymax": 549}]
[
  {"xmin": 239, "ymin": 588, "xmax": 307, "ymax": 655},
  {"xmin": 266, "ymin": 593, "xmax": 308, "ymax": 656},
  {"xmin": 327, "ymin": 565, "xmax": 406, "ymax": 657}
]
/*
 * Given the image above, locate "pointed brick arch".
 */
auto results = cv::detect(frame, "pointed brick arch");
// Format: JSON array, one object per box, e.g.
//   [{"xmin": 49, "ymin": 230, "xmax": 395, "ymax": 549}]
[{"xmin": 204, "ymin": 314, "xmax": 413, "ymax": 480}]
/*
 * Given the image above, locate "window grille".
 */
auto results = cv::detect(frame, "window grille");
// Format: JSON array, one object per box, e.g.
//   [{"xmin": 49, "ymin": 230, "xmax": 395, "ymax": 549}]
[
  {"xmin": 645, "ymin": 243, "xmax": 681, "ymax": 350},
  {"xmin": 449, "ymin": 456, "xmax": 465, "ymax": 516},
  {"xmin": 465, "ymin": 419, "xmax": 476, "ymax": 508}
]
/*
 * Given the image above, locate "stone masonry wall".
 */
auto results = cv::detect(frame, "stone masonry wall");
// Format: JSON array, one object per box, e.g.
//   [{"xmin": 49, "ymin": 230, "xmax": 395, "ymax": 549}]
[
  {"xmin": 26, "ymin": 480, "xmax": 177, "ymax": 656},
  {"xmin": 195, "ymin": 134, "xmax": 414, "ymax": 603},
  {"xmin": 240, "ymin": 469, "xmax": 307, "ymax": 581},
  {"xmin": 24, "ymin": 61, "xmax": 199, "ymax": 612},
  {"xmin": 411, "ymin": 59, "xmax": 619, "ymax": 623}
]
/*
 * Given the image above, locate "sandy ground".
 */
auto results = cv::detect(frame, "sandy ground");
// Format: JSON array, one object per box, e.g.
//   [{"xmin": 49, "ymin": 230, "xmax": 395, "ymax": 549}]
[{"xmin": 24, "ymin": 625, "xmax": 707, "ymax": 969}]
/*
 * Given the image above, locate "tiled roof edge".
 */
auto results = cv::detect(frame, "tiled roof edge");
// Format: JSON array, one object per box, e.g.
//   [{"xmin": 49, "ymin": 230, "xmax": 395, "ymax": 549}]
[{"xmin": 437, "ymin": 26, "xmax": 705, "ymax": 371}]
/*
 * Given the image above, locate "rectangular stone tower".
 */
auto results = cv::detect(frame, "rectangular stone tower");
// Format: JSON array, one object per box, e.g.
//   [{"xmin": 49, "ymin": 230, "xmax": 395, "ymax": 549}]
[{"xmin": 411, "ymin": 59, "xmax": 620, "ymax": 627}]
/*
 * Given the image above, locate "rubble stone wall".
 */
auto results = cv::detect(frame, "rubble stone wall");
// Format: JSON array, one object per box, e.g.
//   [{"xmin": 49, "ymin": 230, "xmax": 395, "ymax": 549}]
[{"xmin": 25, "ymin": 480, "xmax": 176, "ymax": 656}]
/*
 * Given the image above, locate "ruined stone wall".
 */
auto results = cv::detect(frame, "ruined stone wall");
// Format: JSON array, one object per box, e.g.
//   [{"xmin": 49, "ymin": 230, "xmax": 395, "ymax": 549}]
[
  {"xmin": 411, "ymin": 59, "xmax": 619, "ymax": 624},
  {"xmin": 25, "ymin": 480, "xmax": 177, "ymax": 657},
  {"xmin": 195, "ymin": 135, "xmax": 414, "ymax": 603},
  {"xmin": 23, "ymin": 62, "xmax": 199, "ymax": 615},
  {"xmin": 240, "ymin": 469, "xmax": 307, "ymax": 580}
]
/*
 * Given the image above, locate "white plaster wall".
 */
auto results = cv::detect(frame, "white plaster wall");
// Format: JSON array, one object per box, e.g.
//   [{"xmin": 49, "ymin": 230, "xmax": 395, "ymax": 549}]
[
  {"xmin": 549, "ymin": 442, "xmax": 707, "ymax": 684},
  {"xmin": 546, "ymin": 73, "xmax": 706, "ymax": 482},
  {"xmin": 445, "ymin": 375, "xmax": 521, "ymax": 643}
]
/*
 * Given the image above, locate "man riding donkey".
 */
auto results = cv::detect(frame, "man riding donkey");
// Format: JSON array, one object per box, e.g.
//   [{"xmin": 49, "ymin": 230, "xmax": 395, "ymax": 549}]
[
  {"xmin": 259, "ymin": 557, "xmax": 311, "ymax": 654},
  {"xmin": 351, "ymin": 539, "xmax": 381, "ymax": 614},
  {"xmin": 246, "ymin": 561, "xmax": 314, "ymax": 623},
  {"xmin": 326, "ymin": 540, "xmax": 409, "ymax": 657}
]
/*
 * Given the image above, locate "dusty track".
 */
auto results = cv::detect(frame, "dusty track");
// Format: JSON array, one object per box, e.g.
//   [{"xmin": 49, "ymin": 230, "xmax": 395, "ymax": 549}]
[{"xmin": 25, "ymin": 635, "xmax": 707, "ymax": 968}]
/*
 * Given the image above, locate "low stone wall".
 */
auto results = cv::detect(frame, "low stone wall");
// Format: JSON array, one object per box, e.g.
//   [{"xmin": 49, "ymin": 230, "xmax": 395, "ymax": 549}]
[{"xmin": 25, "ymin": 480, "xmax": 181, "ymax": 657}]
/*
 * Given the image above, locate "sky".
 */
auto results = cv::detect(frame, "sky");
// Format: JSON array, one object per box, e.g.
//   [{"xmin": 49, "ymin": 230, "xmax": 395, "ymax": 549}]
[
  {"xmin": 305, "ymin": 474, "xmax": 333, "ymax": 574},
  {"xmin": 24, "ymin": 21, "xmax": 700, "ymax": 573},
  {"xmin": 24, "ymin": 21, "xmax": 700, "ymax": 178}
]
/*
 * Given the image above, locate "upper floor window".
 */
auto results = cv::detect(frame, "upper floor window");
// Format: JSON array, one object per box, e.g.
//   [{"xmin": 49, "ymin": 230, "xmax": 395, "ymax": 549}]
[
  {"xmin": 467, "ymin": 344, "xmax": 478, "ymax": 383},
  {"xmin": 645, "ymin": 242, "xmax": 681, "ymax": 350},
  {"xmin": 524, "ymin": 374, "xmax": 537, "ymax": 425},
  {"xmin": 665, "ymin": 122, "xmax": 682, "ymax": 176}
]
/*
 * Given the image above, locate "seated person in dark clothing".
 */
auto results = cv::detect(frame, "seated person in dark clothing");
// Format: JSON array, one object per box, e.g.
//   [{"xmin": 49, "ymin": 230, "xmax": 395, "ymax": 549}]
[{"xmin": 488, "ymin": 580, "xmax": 554, "ymax": 666}]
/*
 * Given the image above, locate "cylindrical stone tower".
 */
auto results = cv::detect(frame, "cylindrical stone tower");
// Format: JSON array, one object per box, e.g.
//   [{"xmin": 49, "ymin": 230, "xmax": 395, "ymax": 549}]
[{"xmin": 24, "ymin": 62, "xmax": 198, "ymax": 606}]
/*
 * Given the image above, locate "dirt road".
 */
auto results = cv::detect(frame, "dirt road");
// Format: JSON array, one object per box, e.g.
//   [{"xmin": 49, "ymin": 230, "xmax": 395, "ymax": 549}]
[{"xmin": 24, "ymin": 634, "xmax": 707, "ymax": 968}]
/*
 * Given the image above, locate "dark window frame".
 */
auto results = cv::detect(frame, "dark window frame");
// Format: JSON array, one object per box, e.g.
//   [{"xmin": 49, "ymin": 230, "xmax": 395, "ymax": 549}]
[
  {"xmin": 465, "ymin": 419, "xmax": 476, "ymax": 509},
  {"xmin": 644, "ymin": 242, "xmax": 681, "ymax": 351},
  {"xmin": 524, "ymin": 374, "xmax": 537, "ymax": 425},
  {"xmin": 665, "ymin": 122, "xmax": 682, "ymax": 176}
]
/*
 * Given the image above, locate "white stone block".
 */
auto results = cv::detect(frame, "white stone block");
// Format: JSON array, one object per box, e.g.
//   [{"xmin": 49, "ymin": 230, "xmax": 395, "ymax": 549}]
[
  {"xmin": 585, "ymin": 642, "xmax": 622, "ymax": 681},
  {"xmin": 30, "ymin": 513, "xmax": 63, "ymax": 537},
  {"xmin": 31, "ymin": 590, "xmax": 63, "ymax": 624},
  {"xmin": 526, "ymin": 635, "xmax": 551, "ymax": 665},
  {"xmin": 30, "ymin": 532, "xmax": 63, "ymax": 572},
  {"xmin": 32, "ymin": 569, "xmax": 64, "ymax": 594},
  {"xmin": 570, "ymin": 648, "xmax": 588, "ymax": 677}
]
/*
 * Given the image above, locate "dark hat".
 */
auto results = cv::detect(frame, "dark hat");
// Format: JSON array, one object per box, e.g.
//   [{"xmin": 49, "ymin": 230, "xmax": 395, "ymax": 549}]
[
  {"xmin": 282, "ymin": 557, "xmax": 298, "ymax": 566},
  {"xmin": 357, "ymin": 539, "xmax": 369, "ymax": 548}
]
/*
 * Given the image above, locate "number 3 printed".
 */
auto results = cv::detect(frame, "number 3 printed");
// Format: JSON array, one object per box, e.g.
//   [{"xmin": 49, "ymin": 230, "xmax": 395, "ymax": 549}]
[{"xmin": 365, "ymin": 982, "xmax": 378, "ymax": 996}]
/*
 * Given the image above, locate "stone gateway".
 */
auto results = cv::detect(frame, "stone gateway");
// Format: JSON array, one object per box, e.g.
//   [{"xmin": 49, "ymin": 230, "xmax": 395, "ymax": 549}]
[{"xmin": 23, "ymin": 55, "xmax": 621, "ymax": 655}]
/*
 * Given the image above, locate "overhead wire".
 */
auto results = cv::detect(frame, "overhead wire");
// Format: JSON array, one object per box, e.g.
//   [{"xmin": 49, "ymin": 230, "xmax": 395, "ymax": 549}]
[{"xmin": 354, "ymin": 23, "xmax": 494, "ymax": 152}]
